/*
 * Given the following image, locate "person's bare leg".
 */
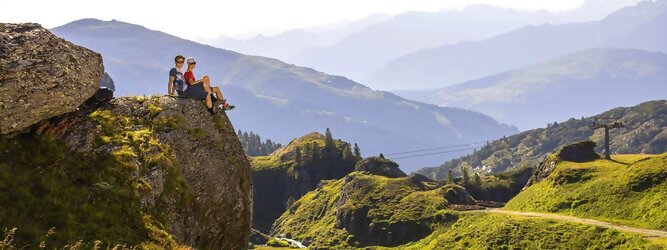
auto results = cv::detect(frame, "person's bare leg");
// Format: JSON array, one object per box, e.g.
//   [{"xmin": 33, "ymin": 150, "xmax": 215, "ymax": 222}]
[
  {"xmin": 202, "ymin": 76, "xmax": 212, "ymax": 94},
  {"xmin": 205, "ymin": 93, "xmax": 213, "ymax": 108},
  {"xmin": 212, "ymin": 87, "xmax": 224, "ymax": 100}
]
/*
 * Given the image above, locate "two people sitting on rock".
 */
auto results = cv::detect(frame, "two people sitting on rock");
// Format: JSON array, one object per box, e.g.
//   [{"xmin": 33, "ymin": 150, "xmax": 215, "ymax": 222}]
[{"xmin": 168, "ymin": 55, "xmax": 234, "ymax": 115}]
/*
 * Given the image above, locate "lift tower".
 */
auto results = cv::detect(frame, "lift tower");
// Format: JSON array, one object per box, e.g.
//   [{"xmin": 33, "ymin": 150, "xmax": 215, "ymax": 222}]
[{"xmin": 589, "ymin": 118, "xmax": 625, "ymax": 160}]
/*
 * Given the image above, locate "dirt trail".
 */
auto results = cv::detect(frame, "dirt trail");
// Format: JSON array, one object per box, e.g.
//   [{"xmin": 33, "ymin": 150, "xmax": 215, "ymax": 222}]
[{"xmin": 477, "ymin": 209, "xmax": 667, "ymax": 238}]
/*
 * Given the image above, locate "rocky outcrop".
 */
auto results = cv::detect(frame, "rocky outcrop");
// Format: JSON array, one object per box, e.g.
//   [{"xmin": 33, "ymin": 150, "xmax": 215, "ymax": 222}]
[
  {"xmin": 557, "ymin": 141, "xmax": 600, "ymax": 162},
  {"xmin": 355, "ymin": 157, "xmax": 407, "ymax": 178},
  {"xmin": 525, "ymin": 141, "xmax": 600, "ymax": 188},
  {"xmin": 0, "ymin": 23, "xmax": 103, "ymax": 135},
  {"xmin": 44, "ymin": 96, "xmax": 252, "ymax": 248},
  {"xmin": 0, "ymin": 23, "xmax": 251, "ymax": 249}
]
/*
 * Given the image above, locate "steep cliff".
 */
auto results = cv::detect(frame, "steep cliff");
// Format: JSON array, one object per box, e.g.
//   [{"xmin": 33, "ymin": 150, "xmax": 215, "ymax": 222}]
[{"xmin": 0, "ymin": 23, "xmax": 252, "ymax": 249}]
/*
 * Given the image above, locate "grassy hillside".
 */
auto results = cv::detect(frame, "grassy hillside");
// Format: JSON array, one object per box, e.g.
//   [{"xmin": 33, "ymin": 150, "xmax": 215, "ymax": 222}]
[
  {"xmin": 381, "ymin": 213, "xmax": 662, "ymax": 250},
  {"xmin": 271, "ymin": 172, "xmax": 473, "ymax": 248},
  {"xmin": 505, "ymin": 152, "xmax": 667, "ymax": 230},
  {"xmin": 251, "ymin": 132, "xmax": 358, "ymax": 232},
  {"xmin": 270, "ymin": 168, "xmax": 665, "ymax": 249},
  {"xmin": 418, "ymin": 100, "xmax": 667, "ymax": 180}
]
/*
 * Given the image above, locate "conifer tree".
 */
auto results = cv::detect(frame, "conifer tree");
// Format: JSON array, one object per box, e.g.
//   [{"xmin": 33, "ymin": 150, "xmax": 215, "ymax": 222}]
[
  {"xmin": 379, "ymin": 153, "xmax": 385, "ymax": 159},
  {"xmin": 304, "ymin": 143, "xmax": 312, "ymax": 161},
  {"xmin": 311, "ymin": 142, "xmax": 319, "ymax": 162},
  {"xmin": 295, "ymin": 146, "xmax": 302, "ymax": 165},
  {"xmin": 461, "ymin": 166, "xmax": 470, "ymax": 186},
  {"xmin": 447, "ymin": 170, "xmax": 454, "ymax": 183},
  {"xmin": 353, "ymin": 143, "xmax": 361, "ymax": 160},
  {"xmin": 324, "ymin": 128, "xmax": 337, "ymax": 159},
  {"xmin": 474, "ymin": 173, "xmax": 482, "ymax": 187},
  {"xmin": 342, "ymin": 144, "xmax": 354, "ymax": 162}
]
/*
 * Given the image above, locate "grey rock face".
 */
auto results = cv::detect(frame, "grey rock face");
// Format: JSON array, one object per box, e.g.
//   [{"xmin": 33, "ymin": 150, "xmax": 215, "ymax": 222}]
[
  {"xmin": 0, "ymin": 23, "xmax": 103, "ymax": 135},
  {"xmin": 557, "ymin": 141, "xmax": 600, "ymax": 163},
  {"xmin": 40, "ymin": 96, "xmax": 253, "ymax": 249}
]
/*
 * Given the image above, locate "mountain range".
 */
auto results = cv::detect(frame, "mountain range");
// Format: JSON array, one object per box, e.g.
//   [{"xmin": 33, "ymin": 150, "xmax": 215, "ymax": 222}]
[
  {"xmin": 201, "ymin": 0, "xmax": 643, "ymax": 90},
  {"xmin": 370, "ymin": 0, "xmax": 667, "ymax": 90},
  {"xmin": 209, "ymin": 14, "xmax": 389, "ymax": 61},
  {"xmin": 396, "ymin": 48, "xmax": 667, "ymax": 130},
  {"xmin": 287, "ymin": 5, "xmax": 560, "ymax": 84},
  {"xmin": 50, "ymin": 19, "xmax": 517, "ymax": 172}
]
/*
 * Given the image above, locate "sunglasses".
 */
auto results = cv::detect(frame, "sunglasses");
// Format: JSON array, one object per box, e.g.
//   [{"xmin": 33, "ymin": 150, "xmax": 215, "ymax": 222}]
[
  {"xmin": 189, "ymin": 62, "xmax": 196, "ymax": 65},
  {"xmin": 176, "ymin": 60, "xmax": 184, "ymax": 63}
]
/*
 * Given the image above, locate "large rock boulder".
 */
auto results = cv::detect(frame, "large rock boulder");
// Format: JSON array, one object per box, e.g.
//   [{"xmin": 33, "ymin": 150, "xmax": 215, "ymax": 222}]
[
  {"xmin": 525, "ymin": 141, "xmax": 600, "ymax": 188},
  {"xmin": 355, "ymin": 156, "xmax": 407, "ymax": 178},
  {"xmin": 0, "ymin": 23, "xmax": 103, "ymax": 135},
  {"xmin": 39, "ymin": 96, "xmax": 253, "ymax": 248}
]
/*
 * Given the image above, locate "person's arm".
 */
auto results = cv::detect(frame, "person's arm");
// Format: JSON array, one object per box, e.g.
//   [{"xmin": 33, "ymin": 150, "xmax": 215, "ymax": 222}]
[
  {"xmin": 168, "ymin": 76, "xmax": 175, "ymax": 95},
  {"xmin": 186, "ymin": 75, "xmax": 200, "ymax": 84},
  {"xmin": 192, "ymin": 75, "xmax": 209, "ymax": 84}
]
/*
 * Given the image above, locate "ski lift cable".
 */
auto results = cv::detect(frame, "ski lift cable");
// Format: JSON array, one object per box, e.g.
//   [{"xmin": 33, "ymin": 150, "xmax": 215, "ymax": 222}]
[
  {"xmin": 390, "ymin": 147, "xmax": 479, "ymax": 160},
  {"xmin": 385, "ymin": 140, "xmax": 488, "ymax": 156}
]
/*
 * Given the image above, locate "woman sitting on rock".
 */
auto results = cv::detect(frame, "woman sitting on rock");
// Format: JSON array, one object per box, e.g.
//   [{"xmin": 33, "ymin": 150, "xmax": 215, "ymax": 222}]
[{"xmin": 183, "ymin": 57, "xmax": 235, "ymax": 114}]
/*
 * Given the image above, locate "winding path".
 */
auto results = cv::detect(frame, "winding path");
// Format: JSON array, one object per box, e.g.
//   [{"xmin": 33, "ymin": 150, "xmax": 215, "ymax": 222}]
[{"xmin": 477, "ymin": 209, "xmax": 667, "ymax": 238}]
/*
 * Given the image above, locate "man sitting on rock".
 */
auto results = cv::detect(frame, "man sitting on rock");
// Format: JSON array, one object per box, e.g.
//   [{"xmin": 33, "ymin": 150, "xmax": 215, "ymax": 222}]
[{"xmin": 168, "ymin": 55, "xmax": 187, "ymax": 97}]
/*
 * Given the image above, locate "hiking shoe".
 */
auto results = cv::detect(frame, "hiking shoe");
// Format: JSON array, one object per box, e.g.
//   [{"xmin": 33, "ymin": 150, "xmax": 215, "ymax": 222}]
[
  {"xmin": 223, "ymin": 104, "xmax": 235, "ymax": 111},
  {"xmin": 207, "ymin": 107, "xmax": 216, "ymax": 115}
]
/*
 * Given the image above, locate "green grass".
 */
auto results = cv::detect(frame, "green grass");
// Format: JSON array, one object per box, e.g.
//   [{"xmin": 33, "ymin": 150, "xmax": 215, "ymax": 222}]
[
  {"xmin": 383, "ymin": 213, "xmax": 662, "ymax": 250},
  {"xmin": 266, "ymin": 238, "xmax": 290, "ymax": 247},
  {"xmin": 270, "ymin": 153, "xmax": 667, "ymax": 249},
  {"xmin": 505, "ymin": 153, "xmax": 667, "ymax": 230},
  {"xmin": 0, "ymin": 135, "xmax": 144, "ymax": 247},
  {"xmin": 272, "ymin": 172, "xmax": 465, "ymax": 248}
]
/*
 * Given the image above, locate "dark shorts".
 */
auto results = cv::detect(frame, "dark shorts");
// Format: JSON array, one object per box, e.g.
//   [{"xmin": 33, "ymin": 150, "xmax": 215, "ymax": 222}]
[{"xmin": 182, "ymin": 83, "xmax": 213, "ymax": 100}]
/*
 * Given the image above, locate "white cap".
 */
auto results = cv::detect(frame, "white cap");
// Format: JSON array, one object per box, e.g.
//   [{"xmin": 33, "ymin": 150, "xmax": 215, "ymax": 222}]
[{"xmin": 186, "ymin": 57, "xmax": 196, "ymax": 64}]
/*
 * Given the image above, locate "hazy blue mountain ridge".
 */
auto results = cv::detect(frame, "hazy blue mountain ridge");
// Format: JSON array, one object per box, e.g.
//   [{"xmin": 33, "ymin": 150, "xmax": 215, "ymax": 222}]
[
  {"xmin": 211, "ymin": 14, "xmax": 389, "ymax": 61},
  {"xmin": 396, "ymin": 48, "xmax": 667, "ymax": 130},
  {"xmin": 290, "ymin": 5, "xmax": 561, "ymax": 85},
  {"xmin": 370, "ymin": 0, "xmax": 667, "ymax": 90}
]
